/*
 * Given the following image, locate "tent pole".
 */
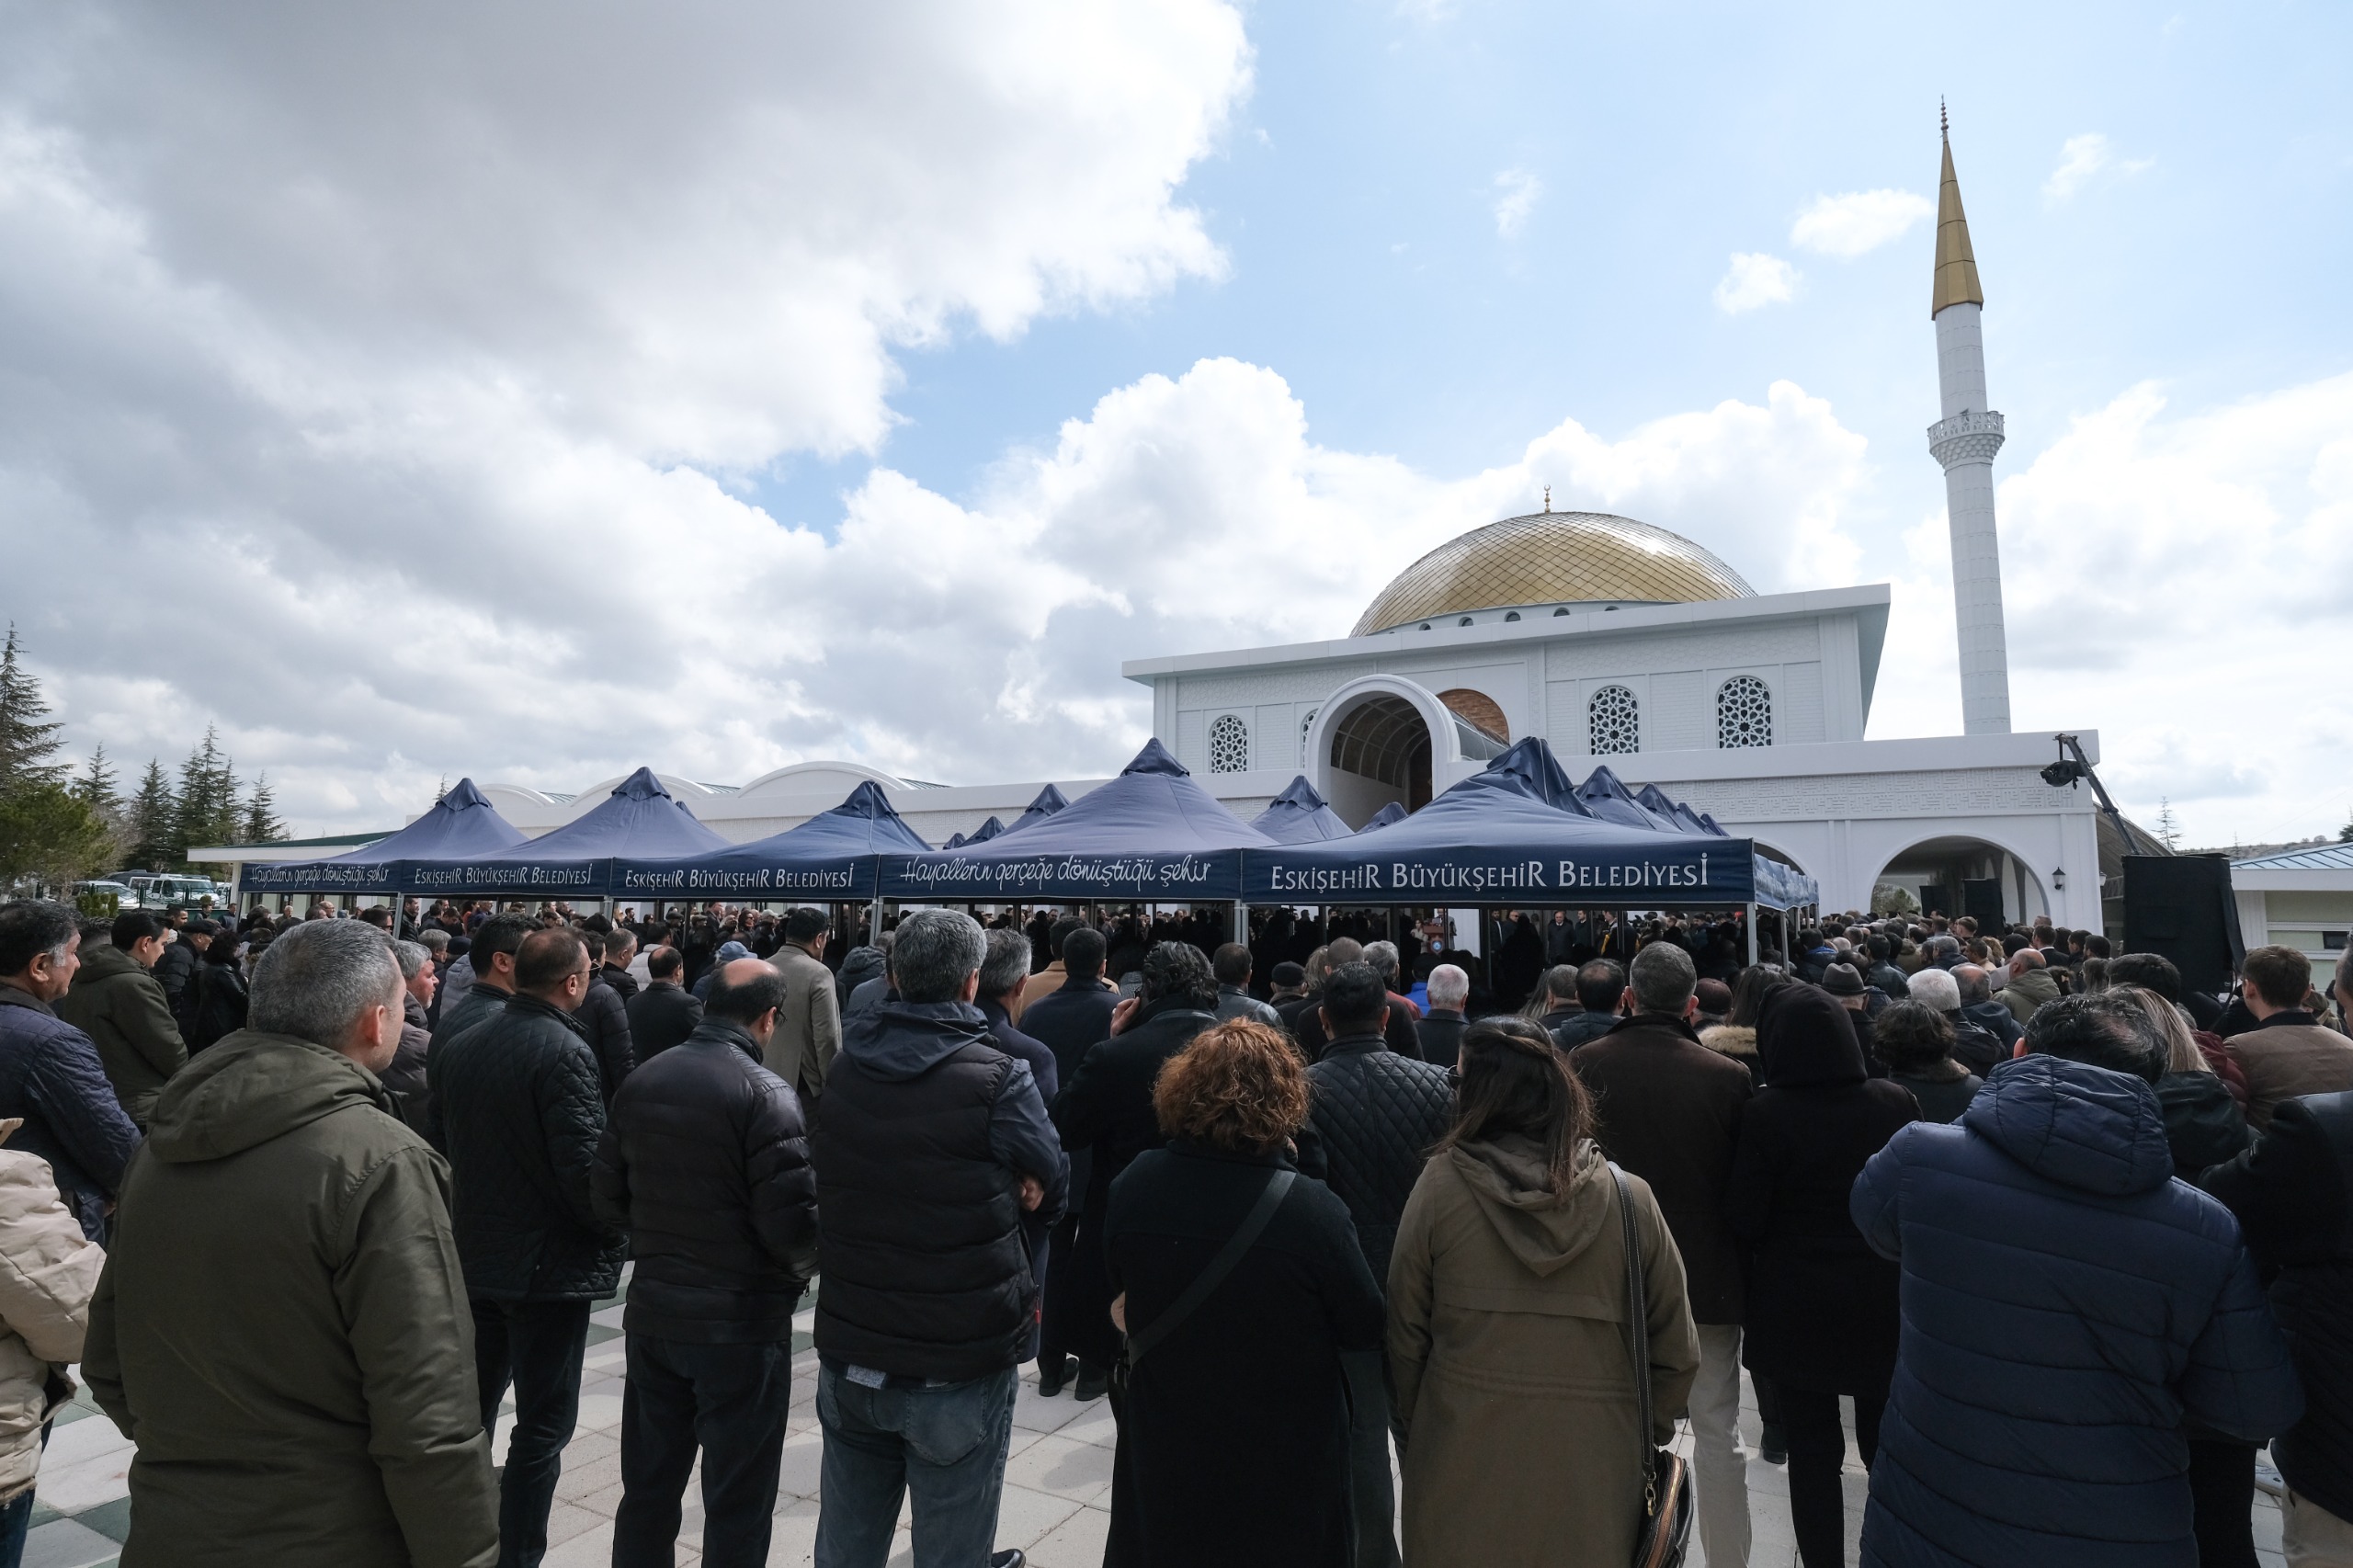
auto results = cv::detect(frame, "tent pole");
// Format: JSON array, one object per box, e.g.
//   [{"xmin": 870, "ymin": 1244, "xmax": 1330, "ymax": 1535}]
[{"xmin": 1745, "ymin": 903, "xmax": 1757, "ymax": 967}]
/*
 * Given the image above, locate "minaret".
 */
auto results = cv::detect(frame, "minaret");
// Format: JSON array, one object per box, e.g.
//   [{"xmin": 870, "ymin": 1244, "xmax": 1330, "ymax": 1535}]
[{"xmin": 1927, "ymin": 108, "xmax": 2012, "ymax": 734}]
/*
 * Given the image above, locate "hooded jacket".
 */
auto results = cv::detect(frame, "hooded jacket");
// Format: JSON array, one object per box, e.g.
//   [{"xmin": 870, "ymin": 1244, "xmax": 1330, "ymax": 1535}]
[
  {"xmin": 1998, "ymin": 965, "xmax": 2062, "ymax": 1028},
  {"xmin": 1387, "ymin": 1137, "xmax": 1699, "ymax": 1568},
  {"xmin": 812, "ymin": 1001, "xmax": 1065, "ymax": 1381},
  {"xmin": 0, "ymin": 986, "xmax": 142, "ymax": 1243},
  {"xmin": 0, "ymin": 1125, "xmax": 100, "ymax": 1505},
  {"xmin": 1726, "ymin": 986, "xmax": 1916, "ymax": 1393},
  {"xmin": 54, "ymin": 945, "xmax": 187, "ymax": 1128},
  {"xmin": 83, "ymin": 1030, "xmax": 497, "ymax": 1567},
  {"xmin": 834, "ymin": 945, "xmax": 886, "ymax": 1016},
  {"xmin": 1850, "ymin": 1054, "xmax": 2304, "ymax": 1568}
]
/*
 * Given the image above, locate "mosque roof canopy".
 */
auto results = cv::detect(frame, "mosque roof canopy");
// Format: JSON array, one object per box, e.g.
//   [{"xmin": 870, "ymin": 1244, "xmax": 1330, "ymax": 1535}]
[{"xmin": 1350, "ymin": 511, "xmax": 1755, "ymax": 637}]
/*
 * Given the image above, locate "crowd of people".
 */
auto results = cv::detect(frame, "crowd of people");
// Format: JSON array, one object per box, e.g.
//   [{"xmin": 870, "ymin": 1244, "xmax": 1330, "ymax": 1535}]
[{"xmin": 0, "ymin": 890, "xmax": 2346, "ymax": 1568}]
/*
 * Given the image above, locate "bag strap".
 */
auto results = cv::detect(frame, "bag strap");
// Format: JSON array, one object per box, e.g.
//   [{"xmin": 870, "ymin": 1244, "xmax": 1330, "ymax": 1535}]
[
  {"xmin": 1126, "ymin": 1167, "xmax": 1296, "ymax": 1365},
  {"xmin": 1611, "ymin": 1164, "xmax": 1661, "ymax": 1507}
]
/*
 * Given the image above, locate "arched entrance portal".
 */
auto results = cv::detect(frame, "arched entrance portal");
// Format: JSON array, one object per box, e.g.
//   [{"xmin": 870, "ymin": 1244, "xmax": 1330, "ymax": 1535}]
[
  {"xmin": 1873, "ymin": 835, "xmax": 2050, "ymax": 925},
  {"xmin": 1309, "ymin": 677, "xmax": 1509, "ymax": 827}
]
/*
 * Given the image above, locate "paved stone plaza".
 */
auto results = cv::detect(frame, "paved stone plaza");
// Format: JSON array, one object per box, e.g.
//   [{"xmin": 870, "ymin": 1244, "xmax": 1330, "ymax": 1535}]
[{"xmin": 22, "ymin": 1270, "xmax": 2290, "ymax": 1567}]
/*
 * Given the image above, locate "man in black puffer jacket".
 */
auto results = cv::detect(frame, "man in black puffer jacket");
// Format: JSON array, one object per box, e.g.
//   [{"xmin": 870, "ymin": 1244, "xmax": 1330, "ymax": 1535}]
[
  {"xmin": 810, "ymin": 910, "xmax": 1065, "ymax": 1568},
  {"xmin": 595, "ymin": 957, "xmax": 816, "ymax": 1568},
  {"xmin": 436, "ymin": 926, "xmax": 622, "ymax": 1568},
  {"xmin": 1303, "ymin": 962, "xmax": 1453, "ymax": 1286}
]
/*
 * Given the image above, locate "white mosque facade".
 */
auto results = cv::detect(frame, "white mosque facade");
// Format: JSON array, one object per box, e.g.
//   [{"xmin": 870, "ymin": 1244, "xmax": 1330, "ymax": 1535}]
[{"xmin": 244, "ymin": 126, "xmax": 2111, "ymax": 930}]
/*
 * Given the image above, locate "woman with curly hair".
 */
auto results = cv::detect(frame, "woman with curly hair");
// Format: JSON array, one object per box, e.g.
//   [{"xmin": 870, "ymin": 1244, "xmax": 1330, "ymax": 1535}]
[
  {"xmin": 1387, "ymin": 1016, "xmax": 1699, "ymax": 1568},
  {"xmin": 1098, "ymin": 1017, "xmax": 1384, "ymax": 1568}
]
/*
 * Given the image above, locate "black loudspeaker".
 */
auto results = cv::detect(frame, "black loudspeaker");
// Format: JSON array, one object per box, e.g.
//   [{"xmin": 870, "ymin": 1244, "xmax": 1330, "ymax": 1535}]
[
  {"xmin": 2123, "ymin": 855, "xmax": 2245, "ymax": 998},
  {"xmin": 1922, "ymin": 882, "xmax": 1958, "ymax": 920},
  {"xmin": 1962, "ymin": 879, "xmax": 2006, "ymax": 927}
]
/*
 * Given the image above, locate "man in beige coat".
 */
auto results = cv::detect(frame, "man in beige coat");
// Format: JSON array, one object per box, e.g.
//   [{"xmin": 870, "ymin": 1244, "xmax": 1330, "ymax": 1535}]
[
  {"xmin": 767, "ymin": 907, "xmax": 841, "ymax": 1105},
  {"xmin": 2227, "ymin": 944, "xmax": 2353, "ymax": 1131},
  {"xmin": 0, "ymin": 1117, "xmax": 104, "ymax": 1558}
]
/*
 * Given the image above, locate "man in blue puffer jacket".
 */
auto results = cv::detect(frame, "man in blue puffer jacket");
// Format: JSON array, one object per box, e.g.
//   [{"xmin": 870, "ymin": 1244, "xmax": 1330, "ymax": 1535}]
[{"xmin": 1851, "ymin": 992, "xmax": 2303, "ymax": 1566}]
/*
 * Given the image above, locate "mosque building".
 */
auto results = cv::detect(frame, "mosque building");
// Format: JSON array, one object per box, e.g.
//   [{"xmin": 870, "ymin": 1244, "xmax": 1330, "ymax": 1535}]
[{"xmin": 466, "ymin": 126, "xmax": 2111, "ymax": 930}]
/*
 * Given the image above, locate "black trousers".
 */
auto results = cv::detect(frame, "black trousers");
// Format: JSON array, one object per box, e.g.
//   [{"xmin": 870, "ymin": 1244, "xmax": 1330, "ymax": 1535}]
[
  {"xmin": 1038, "ymin": 1212, "xmax": 1097, "ymax": 1371},
  {"xmin": 614, "ymin": 1334, "xmax": 794, "ymax": 1568},
  {"xmin": 2187, "ymin": 1439, "xmax": 2260, "ymax": 1568},
  {"xmin": 472, "ymin": 1297, "xmax": 592, "ymax": 1568},
  {"xmin": 1780, "ymin": 1388, "xmax": 1881, "ymax": 1568}
]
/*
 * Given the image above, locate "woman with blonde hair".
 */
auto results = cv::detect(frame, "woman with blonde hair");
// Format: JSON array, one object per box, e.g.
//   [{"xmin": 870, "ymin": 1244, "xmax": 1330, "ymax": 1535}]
[
  {"xmin": 1387, "ymin": 1017, "xmax": 1699, "ymax": 1567},
  {"xmin": 1099, "ymin": 1018, "xmax": 1383, "ymax": 1568},
  {"xmin": 2109, "ymin": 983, "xmax": 2250, "ymax": 1180}
]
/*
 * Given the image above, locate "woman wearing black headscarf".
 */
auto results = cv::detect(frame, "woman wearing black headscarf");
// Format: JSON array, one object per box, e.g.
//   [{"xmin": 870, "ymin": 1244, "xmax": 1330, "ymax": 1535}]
[{"xmin": 1726, "ymin": 984, "xmax": 1919, "ymax": 1567}]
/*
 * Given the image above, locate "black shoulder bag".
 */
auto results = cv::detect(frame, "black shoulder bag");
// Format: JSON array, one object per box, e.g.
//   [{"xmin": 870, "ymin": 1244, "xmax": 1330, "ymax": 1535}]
[
  {"xmin": 1612, "ymin": 1165, "xmax": 1693, "ymax": 1568},
  {"xmin": 1112, "ymin": 1167, "xmax": 1295, "ymax": 1396}
]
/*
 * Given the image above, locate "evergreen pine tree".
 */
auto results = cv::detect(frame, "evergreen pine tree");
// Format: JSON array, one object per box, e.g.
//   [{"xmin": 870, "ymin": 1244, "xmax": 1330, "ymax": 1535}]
[
  {"xmin": 72, "ymin": 743, "xmax": 121, "ymax": 817},
  {"xmin": 127, "ymin": 758, "xmax": 177, "ymax": 872},
  {"xmin": 242, "ymin": 774, "xmax": 287, "ymax": 843},
  {"xmin": 0, "ymin": 625, "xmax": 67, "ymax": 793}
]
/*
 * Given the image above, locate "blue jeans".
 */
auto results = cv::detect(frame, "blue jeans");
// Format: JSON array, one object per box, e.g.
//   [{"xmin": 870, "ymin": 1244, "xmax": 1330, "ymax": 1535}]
[
  {"xmin": 814, "ymin": 1362, "xmax": 1018, "ymax": 1568},
  {"xmin": 0, "ymin": 1485, "xmax": 29, "ymax": 1568}
]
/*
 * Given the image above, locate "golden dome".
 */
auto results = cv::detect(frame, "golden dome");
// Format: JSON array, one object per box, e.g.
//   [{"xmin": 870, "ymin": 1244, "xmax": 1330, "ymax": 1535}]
[{"xmin": 1351, "ymin": 511, "xmax": 1755, "ymax": 637}]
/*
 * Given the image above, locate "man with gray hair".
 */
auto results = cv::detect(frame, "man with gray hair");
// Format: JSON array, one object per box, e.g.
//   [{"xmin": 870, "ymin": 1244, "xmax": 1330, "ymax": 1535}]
[
  {"xmin": 1907, "ymin": 966, "xmax": 2009, "ymax": 1077},
  {"xmin": 84, "ymin": 917, "xmax": 497, "ymax": 1565},
  {"xmin": 1418, "ymin": 963, "xmax": 1471, "ymax": 1069},
  {"xmin": 1953, "ymin": 963, "xmax": 2024, "ymax": 1057},
  {"xmin": 810, "ymin": 909, "xmax": 1066, "ymax": 1568},
  {"xmin": 1567, "ymin": 939, "xmax": 1756, "ymax": 1568}
]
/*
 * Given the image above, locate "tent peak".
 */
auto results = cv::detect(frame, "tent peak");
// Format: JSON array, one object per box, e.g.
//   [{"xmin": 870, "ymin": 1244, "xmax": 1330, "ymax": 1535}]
[
  {"xmin": 439, "ymin": 778, "xmax": 494, "ymax": 810},
  {"xmin": 1121, "ymin": 738, "xmax": 1189, "ymax": 778},
  {"xmin": 613, "ymin": 767, "xmax": 674, "ymax": 801},
  {"xmin": 1269, "ymin": 775, "xmax": 1329, "ymax": 809}
]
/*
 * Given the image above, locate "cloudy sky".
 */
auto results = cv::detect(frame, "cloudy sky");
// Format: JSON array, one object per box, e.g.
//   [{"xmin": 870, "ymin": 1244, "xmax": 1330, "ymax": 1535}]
[{"xmin": 4, "ymin": 0, "xmax": 2348, "ymax": 847}]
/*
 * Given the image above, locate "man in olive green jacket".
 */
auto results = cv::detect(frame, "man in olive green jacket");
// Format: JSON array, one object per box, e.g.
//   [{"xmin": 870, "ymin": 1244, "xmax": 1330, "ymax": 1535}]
[
  {"xmin": 83, "ymin": 919, "xmax": 496, "ymax": 1568},
  {"xmin": 53, "ymin": 911, "xmax": 187, "ymax": 1128}
]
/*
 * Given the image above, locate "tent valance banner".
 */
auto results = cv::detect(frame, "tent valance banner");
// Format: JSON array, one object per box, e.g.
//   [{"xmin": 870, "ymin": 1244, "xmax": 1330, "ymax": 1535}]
[
  {"xmin": 239, "ymin": 778, "xmax": 527, "ymax": 894},
  {"xmin": 880, "ymin": 739, "xmax": 1267, "ymax": 901},
  {"xmin": 615, "ymin": 781, "xmax": 929, "ymax": 900}
]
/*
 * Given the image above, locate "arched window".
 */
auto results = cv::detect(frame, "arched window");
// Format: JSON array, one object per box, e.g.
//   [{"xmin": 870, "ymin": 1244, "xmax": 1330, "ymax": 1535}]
[
  {"xmin": 1588, "ymin": 685, "xmax": 1639, "ymax": 755},
  {"xmin": 1717, "ymin": 675, "xmax": 1772, "ymax": 748},
  {"xmin": 1208, "ymin": 713, "xmax": 1250, "ymax": 774},
  {"xmin": 1299, "ymin": 707, "xmax": 1319, "ymax": 766}
]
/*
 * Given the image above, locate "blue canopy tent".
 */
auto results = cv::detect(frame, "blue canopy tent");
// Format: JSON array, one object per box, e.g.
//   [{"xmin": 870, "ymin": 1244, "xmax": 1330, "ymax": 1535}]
[
  {"xmin": 996, "ymin": 784, "xmax": 1070, "ymax": 837},
  {"xmin": 616, "ymin": 781, "xmax": 929, "ymax": 901},
  {"xmin": 240, "ymin": 778, "xmax": 527, "ymax": 897},
  {"xmin": 410, "ymin": 767, "xmax": 728, "ymax": 899},
  {"xmin": 1249, "ymin": 777, "xmax": 1355, "ymax": 845},
  {"xmin": 1245, "ymin": 738, "xmax": 1821, "ymax": 914},
  {"xmin": 1359, "ymin": 801, "xmax": 1410, "ymax": 832},
  {"xmin": 943, "ymin": 832, "xmax": 969, "ymax": 850},
  {"xmin": 967, "ymin": 815, "xmax": 1008, "ymax": 844},
  {"xmin": 1244, "ymin": 739, "xmax": 1756, "ymax": 907},
  {"xmin": 879, "ymin": 739, "xmax": 1270, "ymax": 902}
]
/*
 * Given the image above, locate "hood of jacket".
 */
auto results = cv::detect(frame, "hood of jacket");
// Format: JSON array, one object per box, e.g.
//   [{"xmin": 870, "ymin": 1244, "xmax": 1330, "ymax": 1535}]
[
  {"xmin": 1962, "ymin": 1053, "xmax": 2173, "ymax": 1196},
  {"xmin": 145, "ymin": 1028, "xmax": 390, "ymax": 1164},
  {"xmin": 836, "ymin": 947, "xmax": 886, "ymax": 994},
  {"xmin": 1757, "ymin": 983, "xmax": 1867, "ymax": 1087},
  {"xmin": 841, "ymin": 999, "xmax": 995, "ymax": 1081},
  {"xmin": 1445, "ymin": 1133, "xmax": 1612, "ymax": 1278},
  {"xmin": 74, "ymin": 943, "xmax": 149, "ymax": 991},
  {"xmin": 1699, "ymin": 1023, "xmax": 1757, "ymax": 1059},
  {"xmin": 2006, "ymin": 967, "xmax": 2061, "ymax": 1006}
]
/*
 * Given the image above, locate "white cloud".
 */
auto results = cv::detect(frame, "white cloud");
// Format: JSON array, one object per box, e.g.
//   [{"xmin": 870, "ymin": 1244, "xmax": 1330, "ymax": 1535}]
[
  {"xmin": 2042, "ymin": 132, "xmax": 2154, "ymax": 203},
  {"xmin": 1713, "ymin": 252, "xmax": 1798, "ymax": 313},
  {"xmin": 1790, "ymin": 189, "xmax": 1935, "ymax": 258},
  {"xmin": 1869, "ymin": 373, "xmax": 2353, "ymax": 844},
  {"xmin": 1492, "ymin": 167, "xmax": 1541, "ymax": 237}
]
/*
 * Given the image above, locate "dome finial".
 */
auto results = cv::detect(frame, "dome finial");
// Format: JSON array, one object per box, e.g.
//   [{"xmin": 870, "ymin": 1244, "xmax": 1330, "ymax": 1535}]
[
  {"xmin": 1542, "ymin": 485, "xmax": 1551, "ymax": 513},
  {"xmin": 1940, "ymin": 97, "xmax": 1948, "ymax": 142}
]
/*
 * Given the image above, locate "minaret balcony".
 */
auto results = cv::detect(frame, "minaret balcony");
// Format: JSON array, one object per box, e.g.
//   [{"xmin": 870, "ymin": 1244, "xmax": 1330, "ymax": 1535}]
[{"xmin": 1928, "ymin": 408, "xmax": 2005, "ymax": 469}]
